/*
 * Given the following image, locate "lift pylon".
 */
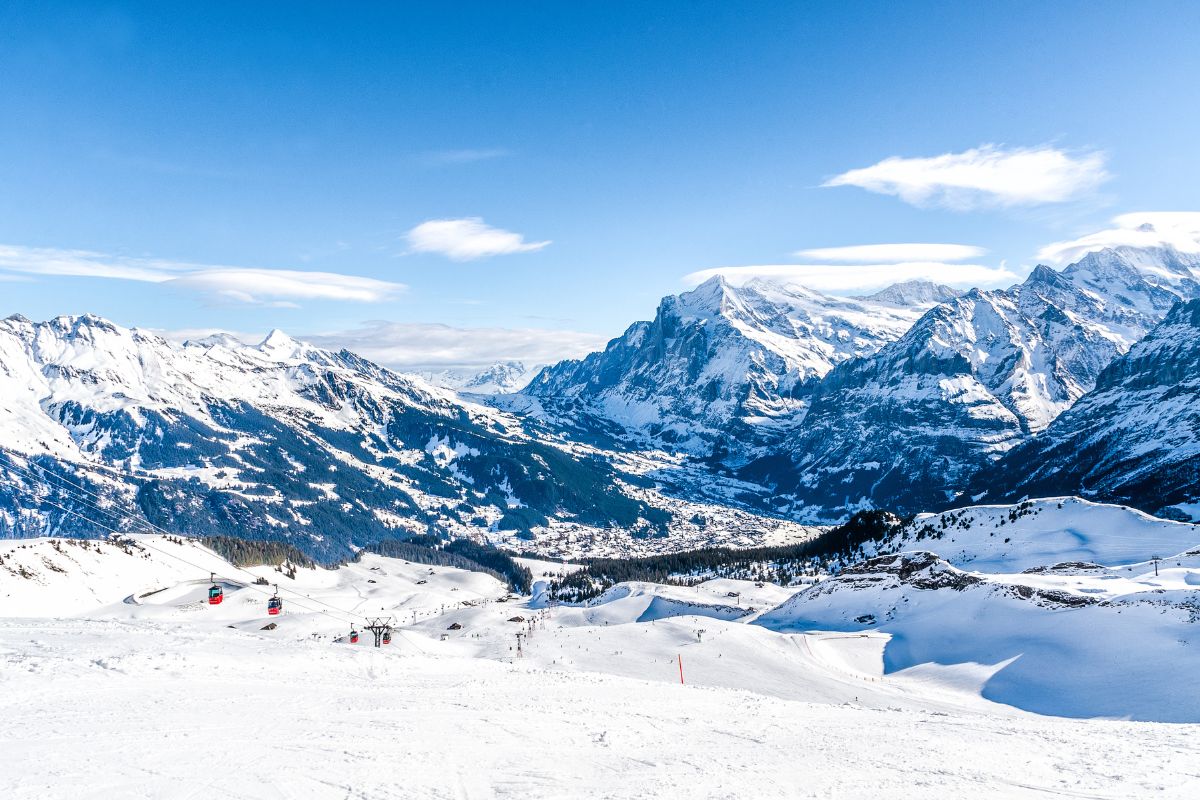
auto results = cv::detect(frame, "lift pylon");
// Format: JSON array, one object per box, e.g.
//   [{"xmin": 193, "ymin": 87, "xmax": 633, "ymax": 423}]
[{"xmin": 363, "ymin": 617, "xmax": 395, "ymax": 648}]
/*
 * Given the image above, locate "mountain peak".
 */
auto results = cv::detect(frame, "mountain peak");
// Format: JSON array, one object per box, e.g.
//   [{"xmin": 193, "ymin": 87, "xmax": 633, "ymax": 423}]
[
  {"xmin": 188, "ymin": 332, "xmax": 248, "ymax": 350},
  {"xmin": 1161, "ymin": 297, "xmax": 1200, "ymax": 327},
  {"xmin": 258, "ymin": 328, "xmax": 300, "ymax": 351},
  {"xmin": 677, "ymin": 274, "xmax": 737, "ymax": 312},
  {"xmin": 1066, "ymin": 244, "xmax": 1200, "ymax": 287},
  {"xmin": 45, "ymin": 313, "xmax": 122, "ymax": 339},
  {"xmin": 858, "ymin": 280, "xmax": 960, "ymax": 307},
  {"xmin": 1023, "ymin": 264, "xmax": 1066, "ymax": 287}
]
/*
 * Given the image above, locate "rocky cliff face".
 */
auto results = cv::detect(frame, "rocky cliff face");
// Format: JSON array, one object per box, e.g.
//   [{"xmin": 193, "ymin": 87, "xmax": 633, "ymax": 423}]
[
  {"xmin": 742, "ymin": 246, "xmax": 1200, "ymax": 519},
  {"xmin": 524, "ymin": 276, "xmax": 956, "ymax": 458},
  {"xmin": 970, "ymin": 298, "xmax": 1200, "ymax": 519}
]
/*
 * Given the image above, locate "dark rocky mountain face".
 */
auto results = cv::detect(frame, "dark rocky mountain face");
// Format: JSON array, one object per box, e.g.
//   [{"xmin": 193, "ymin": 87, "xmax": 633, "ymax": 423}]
[
  {"xmin": 969, "ymin": 298, "xmax": 1200, "ymax": 519},
  {"xmin": 740, "ymin": 246, "xmax": 1200, "ymax": 519}
]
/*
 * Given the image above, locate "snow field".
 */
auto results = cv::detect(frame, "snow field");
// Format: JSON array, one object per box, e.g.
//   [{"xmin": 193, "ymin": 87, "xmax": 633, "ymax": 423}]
[
  {"xmin": 2, "ymin": 617, "xmax": 1197, "ymax": 800},
  {"xmin": 3, "ymin": 497, "xmax": 1200, "ymax": 797}
]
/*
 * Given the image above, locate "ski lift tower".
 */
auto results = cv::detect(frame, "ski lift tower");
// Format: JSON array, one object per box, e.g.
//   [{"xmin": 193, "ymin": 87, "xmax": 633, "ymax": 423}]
[{"xmin": 364, "ymin": 617, "xmax": 395, "ymax": 648}]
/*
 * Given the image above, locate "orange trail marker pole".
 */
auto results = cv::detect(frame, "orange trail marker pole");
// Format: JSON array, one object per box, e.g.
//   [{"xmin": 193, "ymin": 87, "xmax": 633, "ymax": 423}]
[{"xmin": 678, "ymin": 654, "xmax": 684, "ymax": 685}]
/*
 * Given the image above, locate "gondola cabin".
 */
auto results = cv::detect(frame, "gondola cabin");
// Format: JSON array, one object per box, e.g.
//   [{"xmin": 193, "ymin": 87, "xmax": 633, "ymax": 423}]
[
  {"xmin": 267, "ymin": 596, "xmax": 282, "ymax": 615},
  {"xmin": 207, "ymin": 584, "xmax": 223, "ymax": 605},
  {"xmin": 349, "ymin": 629, "xmax": 359, "ymax": 644},
  {"xmin": 382, "ymin": 631, "xmax": 392, "ymax": 645}
]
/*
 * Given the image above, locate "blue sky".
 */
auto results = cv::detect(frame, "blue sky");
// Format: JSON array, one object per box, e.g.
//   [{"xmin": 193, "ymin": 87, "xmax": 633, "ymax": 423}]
[{"xmin": 2, "ymin": 1, "xmax": 1199, "ymax": 370}]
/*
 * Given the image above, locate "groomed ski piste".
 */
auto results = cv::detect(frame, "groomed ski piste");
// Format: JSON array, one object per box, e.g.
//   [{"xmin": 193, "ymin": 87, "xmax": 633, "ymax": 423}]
[{"xmin": 2, "ymin": 498, "xmax": 1199, "ymax": 798}]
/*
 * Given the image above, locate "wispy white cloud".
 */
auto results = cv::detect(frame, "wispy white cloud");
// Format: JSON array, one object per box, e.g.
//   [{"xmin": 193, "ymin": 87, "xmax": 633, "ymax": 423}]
[
  {"xmin": 404, "ymin": 218, "xmax": 550, "ymax": 261},
  {"xmin": 1036, "ymin": 211, "xmax": 1200, "ymax": 264},
  {"xmin": 0, "ymin": 244, "xmax": 405, "ymax": 305},
  {"xmin": 304, "ymin": 321, "xmax": 606, "ymax": 371},
  {"xmin": 682, "ymin": 262, "xmax": 1020, "ymax": 293},
  {"xmin": 824, "ymin": 145, "xmax": 1109, "ymax": 210},
  {"xmin": 171, "ymin": 269, "xmax": 403, "ymax": 307},
  {"xmin": 795, "ymin": 243, "xmax": 986, "ymax": 263},
  {"xmin": 0, "ymin": 245, "xmax": 176, "ymax": 282},
  {"xmin": 417, "ymin": 148, "xmax": 510, "ymax": 166}
]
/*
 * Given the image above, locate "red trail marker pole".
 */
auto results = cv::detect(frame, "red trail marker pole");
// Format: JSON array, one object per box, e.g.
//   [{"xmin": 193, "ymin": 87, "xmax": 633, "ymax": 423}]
[{"xmin": 678, "ymin": 654, "xmax": 684, "ymax": 685}]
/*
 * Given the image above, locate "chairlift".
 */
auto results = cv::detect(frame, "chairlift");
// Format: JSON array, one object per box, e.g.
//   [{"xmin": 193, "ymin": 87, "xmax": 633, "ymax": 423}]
[
  {"xmin": 267, "ymin": 584, "xmax": 282, "ymax": 616},
  {"xmin": 207, "ymin": 572, "xmax": 223, "ymax": 605}
]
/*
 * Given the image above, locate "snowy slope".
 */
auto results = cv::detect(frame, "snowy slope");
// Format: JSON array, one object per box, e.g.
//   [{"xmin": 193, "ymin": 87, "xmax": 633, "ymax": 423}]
[
  {"xmin": 973, "ymin": 299, "xmax": 1200, "ymax": 519},
  {"xmin": 522, "ymin": 276, "xmax": 957, "ymax": 458},
  {"xmin": 3, "ymin": 521, "xmax": 1200, "ymax": 795},
  {"xmin": 756, "ymin": 548, "xmax": 1200, "ymax": 721},
  {"xmin": 6, "ymin": 616, "xmax": 1197, "ymax": 799},
  {"xmin": 0, "ymin": 534, "xmax": 510, "ymax": 620},
  {"xmin": 868, "ymin": 497, "xmax": 1200, "ymax": 572},
  {"xmin": 753, "ymin": 498, "xmax": 1200, "ymax": 720},
  {"xmin": 747, "ymin": 245, "xmax": 1200, "ymax": 518}
]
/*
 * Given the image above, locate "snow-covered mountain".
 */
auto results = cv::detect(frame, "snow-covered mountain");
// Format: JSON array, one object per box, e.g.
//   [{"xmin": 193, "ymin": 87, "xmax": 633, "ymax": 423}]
[
  {"xmin": 0, "ymin": 314, "xmax": 747, "ymax": 559},
  {"xmin": 522, "ymin": 276, "xmax": 957, "ymax": 457},
  {"xmin": 423, "ymin": 361, "xmax": 539, "ymax": 395},
  {"xmin": 971, "ymin": 299, "xmax": 1200, "ymax": 519},
  {"xmin": 855, "ymin": 278, "xmax": 964, "ymax": 307},
  {"xmin": 745, "ymin": 246, "xmax": 1200, "ymax": 518}
]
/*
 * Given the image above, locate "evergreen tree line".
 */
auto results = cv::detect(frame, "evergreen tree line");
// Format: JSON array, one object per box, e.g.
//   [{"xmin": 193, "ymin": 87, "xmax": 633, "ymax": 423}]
[
  {"xmin": 202, "ymin": 535, "xmax": 316, "ymax": 569},
  {"xmin": 544, "ymin": 510, "xmax": 903, "ymax": 601}
]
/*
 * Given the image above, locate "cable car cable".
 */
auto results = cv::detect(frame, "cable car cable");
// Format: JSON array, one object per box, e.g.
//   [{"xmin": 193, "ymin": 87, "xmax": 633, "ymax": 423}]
[
  {"xmin": 0, "ymin": 478, "xmax": 363, "ymax": 624},
  {"xmin": 1, "ymin": 451, "xmax": 457, "ymax": 637},
  {"xmin": 0, "ymin": 454, "xmax": 370, "ymax": 622}
]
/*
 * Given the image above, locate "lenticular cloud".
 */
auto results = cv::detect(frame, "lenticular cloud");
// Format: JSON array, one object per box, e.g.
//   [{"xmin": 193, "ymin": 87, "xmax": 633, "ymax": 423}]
[{"xmin": 824, "ymin": 144, "xmax": 1109, "ymax": 210}]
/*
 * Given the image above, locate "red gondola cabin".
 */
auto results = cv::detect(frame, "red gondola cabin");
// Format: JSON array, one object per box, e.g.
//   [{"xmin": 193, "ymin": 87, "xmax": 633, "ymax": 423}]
[{"xmin": 208, "ymin": 584, "xmax": 223, "ymax": 605}]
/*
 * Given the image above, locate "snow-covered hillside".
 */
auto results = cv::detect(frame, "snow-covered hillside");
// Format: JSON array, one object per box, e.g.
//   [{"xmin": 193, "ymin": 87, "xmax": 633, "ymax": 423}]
[
  {"xmin": 757, "ymin": 498, "xmax": 1200, "ymax": 721},
  {"xmin": 521, "ymin": 276, "xmax": 957, "ymax": 457},
  {"xmin": 747, "ymin": 245, "xmax": 1200, "ymax": 518},
  {"xmin": 870, "ymin": 496, "xmax": 1200, "ymax": 572},
  {"xmin": 3, "ymin": 521, "xmax": 1199, "ymax": 797},
  {"xmin": 756, "ymin": 547, "xmax": 1200, "ymax": 721},
  {"xmin": 0, "ymin": 313, "xmax": 817, "ymax": 559},
  {"xmin": 0, "ymin": 534, "xmax": 511, "ymax": 620}
]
